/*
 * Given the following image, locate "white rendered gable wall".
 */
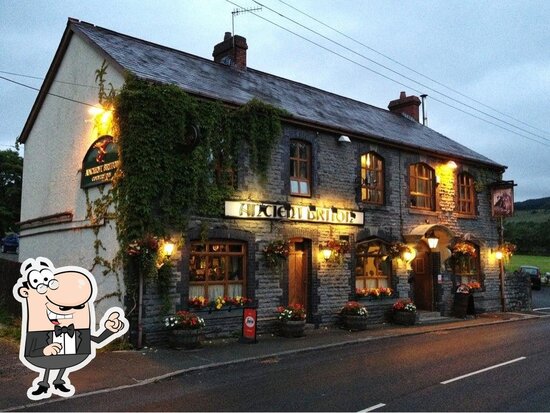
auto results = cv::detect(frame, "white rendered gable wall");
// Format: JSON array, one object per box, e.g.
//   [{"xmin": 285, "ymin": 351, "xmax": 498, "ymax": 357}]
[{"xmin": 20, "ymin": 34, "xmax": 126, "ymax": 313}]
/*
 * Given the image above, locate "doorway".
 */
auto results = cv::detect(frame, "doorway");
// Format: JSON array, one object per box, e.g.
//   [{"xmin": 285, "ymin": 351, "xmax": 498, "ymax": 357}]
[
  {"xmin": 412, "ymin": 242, "xmax": 434, "ymax": 311},
  {"xmin": 288, "ymin": 238, "xmax": 310, "ymax": 313}
]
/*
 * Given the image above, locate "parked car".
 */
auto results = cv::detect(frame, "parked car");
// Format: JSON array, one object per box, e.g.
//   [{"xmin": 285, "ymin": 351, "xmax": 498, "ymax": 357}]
[
  {"xmin": 1, "ymin": 233, "xmax": 19, "ymax": 254},
  {"xmin": 519, "ymin": 265, "xmax": 541, "ymax": 290}
]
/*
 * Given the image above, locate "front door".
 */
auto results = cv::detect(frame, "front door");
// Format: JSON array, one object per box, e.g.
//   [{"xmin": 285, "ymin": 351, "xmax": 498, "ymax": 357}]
[
  {"xmin": 288, "ymin": 238, "xmax": 309, "ymax": 311},
  {"xmin": 412, "ymin": 243, "xmax": 433, "ymax": 311}
]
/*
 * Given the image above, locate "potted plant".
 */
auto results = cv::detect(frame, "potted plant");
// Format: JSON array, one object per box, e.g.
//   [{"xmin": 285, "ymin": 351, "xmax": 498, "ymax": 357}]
[
  {"xmin": 392, "ymin": 299, "xmax": 417, "ymax": 326},
  {"xmin": 276, "ymin": 304, "xmax": 306, "ymax": 337},
  {"xmin": 356, "ymin": 287, "xmax": 393, "ymax": 300},
  {"xmin": 339, "ymin": 301, "xmax": 368, "ymax": 331},
  {"xmin": 164, "ymin": 310, "xmax": 205, "ymax": 349}
]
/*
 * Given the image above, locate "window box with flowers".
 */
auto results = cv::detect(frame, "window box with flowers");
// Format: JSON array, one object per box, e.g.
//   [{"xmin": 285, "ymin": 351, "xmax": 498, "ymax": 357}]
[
  {"xmin": 164, "ymin": 310, "xmax": 205, "ymax": 349},
  {"xmin": 188, "ymin": 295, "xmax": 253, "ymax": 319},
  {"xmin": 276, "ymin": 304, "xmax": 306, "ymax": 337},
  {"xmin": 263, "ymin": 240, "xmax": 290, "ymax": 270},
  {"xmin": 339, "ymin": 301, "xmax": 369, "ymax": 331},
  {"xmin": 392, "ymin": 299, "xmax": 417, "ymax": 326},
  {"xmin": 356, "ymin": 287, "xmax": 394, "ymax": 301}
]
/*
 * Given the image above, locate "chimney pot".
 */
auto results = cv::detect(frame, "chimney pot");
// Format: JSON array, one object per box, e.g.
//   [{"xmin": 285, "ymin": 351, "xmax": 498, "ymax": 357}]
[{"xmin": 388, "ymin": 91, "xmax": 421, "ymax": 122}]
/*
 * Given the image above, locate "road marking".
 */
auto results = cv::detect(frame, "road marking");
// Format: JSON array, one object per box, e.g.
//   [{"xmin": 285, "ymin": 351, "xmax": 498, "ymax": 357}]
[
  {"xmin": 358, "ymin": 403, "xmax": 386, "ymax": 412},
  {"xmin": 533, "ymin": 307, "xmax": 550, "ymax": 311},
  {"xmin": 441, "ymin": 357, "xmax": 526, "ymax": 385}
]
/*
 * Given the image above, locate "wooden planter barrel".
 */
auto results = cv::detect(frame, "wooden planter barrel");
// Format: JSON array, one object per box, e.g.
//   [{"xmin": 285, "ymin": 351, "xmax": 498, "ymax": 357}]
[
  {"xmin": 342, "ymin": 315, "xmax": 369, "ymax": 331},
  {"xmin": 169, "ymin": 329, "xmax": 203, "ymax": 349},
  {"xmin": 392, "ymin": 311, "xmax": 417, "ymax": 326},
  {"xmin": 279, "ymin": 319, "xmax": 306, "ymax": 338}
]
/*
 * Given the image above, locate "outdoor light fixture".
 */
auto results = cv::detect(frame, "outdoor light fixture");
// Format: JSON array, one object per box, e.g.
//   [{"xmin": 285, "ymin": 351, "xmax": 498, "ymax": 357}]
[
  {"xmin": 322, "ymin": 247, "xmax": 333, "ymax": 261},
  {"xmin": 350, "ymin": 211, "xmax": 356, "ymax": 219},
  {"xmin": 283, "ymin": 202, "xmax": 291, "ymax": 212},
  {"xmin": 338, "ymin": 135, "xmax": 351, "ymax": 144},
  {"xmin": 163, "ymin": 241, "xmax": 175, "ymax": 258},
  {"xmin": 495, "ymin": 250, "xmax": 504, "ymax": 260},
  {"xmin": 447, "ymin": 160, "xmax": 458, "ymax": 169},
  {"xmin": 426, "ymin": 230, "xmax": 439, "ymax": 249},
  {"xmin": 331, "ymin": 206, "xmax": 338, "ymax": 213},
  {"xmin": 309, "ymin": 204, "xmax": 316, "ymax": 212},
  {"xmin": 402, "ymin": 247, "xmax": 416, "ymax": 263}
]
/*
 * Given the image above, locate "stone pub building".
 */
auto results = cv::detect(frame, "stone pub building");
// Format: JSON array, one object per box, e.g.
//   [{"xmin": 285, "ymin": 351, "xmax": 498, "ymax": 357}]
[{"xmin": 18, "ymin": 19, "xmax": 525, "ymax": 344}]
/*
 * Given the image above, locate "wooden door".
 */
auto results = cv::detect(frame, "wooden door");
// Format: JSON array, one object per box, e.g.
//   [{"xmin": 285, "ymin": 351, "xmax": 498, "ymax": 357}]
[
  {"xmin": 412, "ymin": 245, "xmax": 433, "ymax": 311},
  {"xmin": 288, "ymin": 241, "xmax": 308, "ymax": 310}
]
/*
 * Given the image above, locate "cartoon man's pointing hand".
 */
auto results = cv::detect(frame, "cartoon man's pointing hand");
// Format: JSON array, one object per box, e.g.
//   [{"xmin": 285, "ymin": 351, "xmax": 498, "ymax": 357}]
[{"xmin": 13, "ymin": 257, "xmax": 129, "ymax": 400}]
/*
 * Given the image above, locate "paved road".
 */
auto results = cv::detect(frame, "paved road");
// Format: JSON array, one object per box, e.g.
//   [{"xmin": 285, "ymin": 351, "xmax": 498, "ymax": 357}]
[
  {"xmin": 23, "ymin": 318, "xmax": 550, "ymax": 412},
  {"xmin": 532, "ymin": 286, "xmax": 550, "ymax": 313}
]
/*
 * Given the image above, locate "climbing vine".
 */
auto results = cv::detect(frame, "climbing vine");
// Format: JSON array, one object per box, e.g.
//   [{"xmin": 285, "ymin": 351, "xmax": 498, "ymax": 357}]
[{"xmin": 84, "ymin": 71, "xmax": 285, "ymax": 315}]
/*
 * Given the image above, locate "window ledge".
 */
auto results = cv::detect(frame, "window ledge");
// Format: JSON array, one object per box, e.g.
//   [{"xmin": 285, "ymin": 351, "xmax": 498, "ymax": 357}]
[
  {"xmin": 456, "ymin": 213, "xmax": 478, "ymax": 220},
  {"xmin": 408, "ymin": 208, "xmax": 438, "ymax": 217}
]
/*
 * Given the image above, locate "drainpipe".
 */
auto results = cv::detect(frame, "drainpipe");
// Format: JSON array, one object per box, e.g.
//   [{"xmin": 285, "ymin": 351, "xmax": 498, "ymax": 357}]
[{"xmin": 137, "ymin": 268, "xmax": 144, "ymax": 348}]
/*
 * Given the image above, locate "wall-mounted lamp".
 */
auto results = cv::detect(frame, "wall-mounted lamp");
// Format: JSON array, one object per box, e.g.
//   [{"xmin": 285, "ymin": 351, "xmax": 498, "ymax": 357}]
[
  {"xmin": 321, "ymin": 247, "xmax": 333, "ymax": 261},
  {"xmin": 309, "ymin": 204, "xmax": 317, "ymax": 212},
  {"xmin": 447, "ymin": 160, "xmax": 458, "ymax": 169},
  {"xmin": 426, "ymin": 230, "xmax": 439, "ymax": 249},
  {"xmin": 350, "ymin": 211, "xmax": 356, "ymax": 219},
  {"xmin": 402, "ymin": 247, "xmax": 416, "ymax": 263},
  {"xmin": 331, "ymin": 206, "xmax": 338, "ymax": 213},
  {"xmin": 338, "ymin": 135, "xmax": 351, "ymax": 144},
  {"xmin": 495, "ymin": 250, "xmax": 504, "ymax": 260},
  {"xmin": 283, "ymin": 202, "xmax": 291, "ymax": 212},
  {"xmin": 163, "ymin": 241, "xmax": 175, "ymax": 258}
]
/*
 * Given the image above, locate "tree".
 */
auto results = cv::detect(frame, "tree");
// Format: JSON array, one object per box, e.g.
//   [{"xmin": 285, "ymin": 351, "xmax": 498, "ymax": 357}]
[{"xmin": 0, "ymin": 149, "xmax": 23, "ymax": 236}]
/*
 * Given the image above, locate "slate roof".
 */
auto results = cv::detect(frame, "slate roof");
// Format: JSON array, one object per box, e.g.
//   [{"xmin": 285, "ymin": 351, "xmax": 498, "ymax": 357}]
[{"xmin": 25, "ymin": 19, "xmax": 505, "ymax": 170}]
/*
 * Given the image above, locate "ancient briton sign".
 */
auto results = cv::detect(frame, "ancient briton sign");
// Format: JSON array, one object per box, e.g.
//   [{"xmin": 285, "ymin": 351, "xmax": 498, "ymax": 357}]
[
  {"xmin": 224, "ymin": 201, "xmax": 364, "ymax": 225},
  {"xmin": 81, "ymin": 135, "xmax": 119, "ymax": 189}
]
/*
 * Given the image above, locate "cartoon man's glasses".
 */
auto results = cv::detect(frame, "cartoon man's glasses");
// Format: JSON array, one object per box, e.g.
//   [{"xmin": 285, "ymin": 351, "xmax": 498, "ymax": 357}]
[{"xmin": 27, "ymin": 269, "xmax": 59, "ymax": 294}]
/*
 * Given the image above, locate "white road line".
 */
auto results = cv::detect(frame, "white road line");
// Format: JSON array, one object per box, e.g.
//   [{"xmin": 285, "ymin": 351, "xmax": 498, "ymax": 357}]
[
  {"xmin": 441, "ymin": 357, "xmax": 526, "ymax": 385},
  {"xmin": 358, "ymin": 403, "xmax": 386, "ymax": 412},
  {"xmin": 533, "ymin": 307, "xmax": 550, "ymax": 311}
]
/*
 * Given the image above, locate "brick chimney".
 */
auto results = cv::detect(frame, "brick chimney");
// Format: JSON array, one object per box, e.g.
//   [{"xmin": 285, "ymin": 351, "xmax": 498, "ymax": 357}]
[
  {"xmin": 212, "ymin": 32, "xmax": 248, "ymax": 70},
  {"xmin": 388, "ymin": 91, "xmax": 421, "ymax": 122}
]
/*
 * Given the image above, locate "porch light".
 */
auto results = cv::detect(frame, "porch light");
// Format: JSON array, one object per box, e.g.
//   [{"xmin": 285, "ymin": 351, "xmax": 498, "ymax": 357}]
[
  {"xmin": 163, "ymin": 241, "xmax": 175, "ymax": 258},
  {"xmin": 321, "ymin": 247, "xmax": 333, "ymax": 261},
  {"xmin": 447, "ymin": 160, "xmax": 458, "ymax": 169},
  {"xmin": 495, "ymin": 250, "xmax": 503, "ymax": 260},
  {"xmin": 426, "ymin": 230, "xmax": 439, "ymax": 249}
]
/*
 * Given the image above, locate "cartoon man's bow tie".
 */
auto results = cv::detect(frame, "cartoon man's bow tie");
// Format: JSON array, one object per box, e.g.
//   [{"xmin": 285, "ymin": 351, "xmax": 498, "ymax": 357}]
[{"xmin": 54, "ymin": 324, "xmax": 75, "ymax": 337}]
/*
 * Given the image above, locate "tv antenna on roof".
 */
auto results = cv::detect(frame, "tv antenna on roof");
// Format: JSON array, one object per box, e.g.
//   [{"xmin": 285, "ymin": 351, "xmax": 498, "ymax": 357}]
[{"xmin": 231, "ymin": 7, "xmax": 262, "ymax": 36}]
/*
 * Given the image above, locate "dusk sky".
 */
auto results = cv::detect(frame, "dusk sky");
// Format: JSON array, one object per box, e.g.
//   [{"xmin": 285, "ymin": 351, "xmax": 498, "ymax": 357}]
[{"xmin": 1, "ymin": 0, "xmax": 548, "ymax": 201}]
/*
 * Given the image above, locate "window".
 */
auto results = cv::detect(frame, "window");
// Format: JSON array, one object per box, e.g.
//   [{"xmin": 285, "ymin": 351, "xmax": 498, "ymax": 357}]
[
  {"xmin": 450, "ymin": 241, "xmax": 480, "ymax": 283},
  {"xmin": 409, "ymin": 163, "xmax": 435, "ymax": 210},
  {"xmin": 189, "ymin": 240, "xmax": 246, "ymax": 299},
  {"xmin": 290, "ymin": 140, "xmax": 311, "ymax": 196},
  {"xmin": 457, "ymin": 172, "xmax": 476, "ymax": 215},
  {"xmin": 355, "ymin": 240, "xmax": 392, "ymax": 289},
  {"xmin": 361, "ymin": 152, "xmax": 384, "ymax": 204}
]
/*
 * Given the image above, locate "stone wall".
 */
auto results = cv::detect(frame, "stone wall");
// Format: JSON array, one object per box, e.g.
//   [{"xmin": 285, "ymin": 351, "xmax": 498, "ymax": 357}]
[
  {"xmin": 504, "ymin": 270, "xmax": 532, "ymax": 311},
  {"xmin": 135, "ymin": 122, "xmax": 513, "ymax": 344}
]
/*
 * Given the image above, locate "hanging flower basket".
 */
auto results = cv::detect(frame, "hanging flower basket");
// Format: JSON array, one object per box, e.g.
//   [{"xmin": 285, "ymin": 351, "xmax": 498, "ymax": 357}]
[
  {"xmin": 263, "ymin": 240, "xmax": 290, "ymax": 269},
  {"xmin": 319, "ymin": 239, "xmax": 351, "ymax": 264}
]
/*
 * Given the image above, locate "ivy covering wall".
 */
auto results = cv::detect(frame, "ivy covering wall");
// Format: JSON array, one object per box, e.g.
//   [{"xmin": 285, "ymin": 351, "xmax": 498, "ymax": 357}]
[{"xmin": 113, "ymin": 75, "xmax": 285, "ymax": 249}]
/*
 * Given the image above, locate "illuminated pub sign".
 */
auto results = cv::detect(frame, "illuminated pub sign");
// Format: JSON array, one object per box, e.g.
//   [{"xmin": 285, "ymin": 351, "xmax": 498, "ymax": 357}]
[
  {"xmin": 81, "ymin": 135, "xmax": 119, "ymax": 189},
  {"xmin": 490, "ymin": 180, "xmax": 516, "ymax": 218},
  {"xmin": 225, "ymin": 201, "xmax": 364, "ymax": 225}
]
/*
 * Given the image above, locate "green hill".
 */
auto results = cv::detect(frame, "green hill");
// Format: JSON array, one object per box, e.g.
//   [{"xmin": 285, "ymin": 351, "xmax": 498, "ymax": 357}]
[{"xmin": 505, "ymin": 196, "xmax": 550, "ymax": 255}]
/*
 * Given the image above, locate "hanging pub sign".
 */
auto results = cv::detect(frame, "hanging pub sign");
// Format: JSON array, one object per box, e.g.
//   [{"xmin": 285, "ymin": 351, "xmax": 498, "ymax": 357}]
[
  {"xmin": 490, "ymin": 180, "xmax": 515, "ymax": 217},
  {"xmin": 81, "ymin": 135, "xmax": 119, "ymax": 189},
  {"xmin": 224, "ymin": 201, "xmax": 364, "ymax": 225}
]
